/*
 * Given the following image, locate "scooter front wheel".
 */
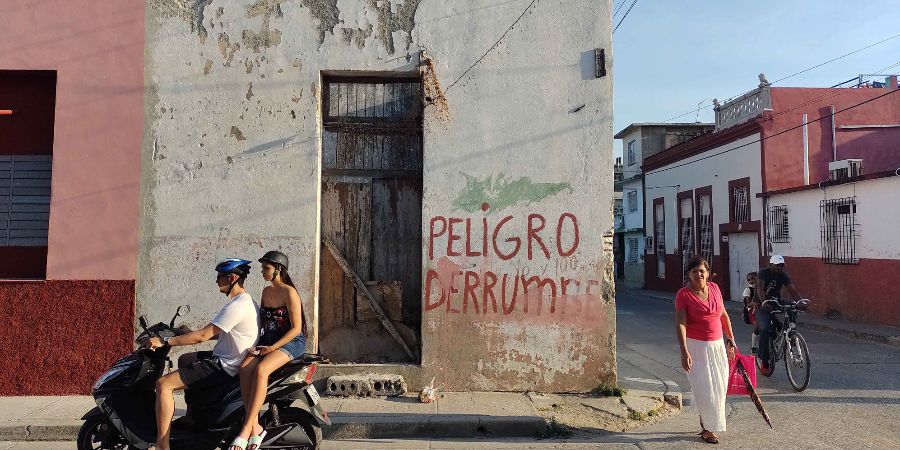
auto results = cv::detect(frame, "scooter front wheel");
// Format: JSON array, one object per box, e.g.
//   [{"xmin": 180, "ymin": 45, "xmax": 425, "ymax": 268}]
[{"xmin": 77, "ymin": 415, "xmax": 132, "ymax": 450}]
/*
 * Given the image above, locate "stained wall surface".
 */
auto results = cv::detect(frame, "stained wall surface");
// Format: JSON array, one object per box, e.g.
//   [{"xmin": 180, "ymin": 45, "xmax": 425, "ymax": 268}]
[{"xmin": 141, "ymin": 0, "xmax": 615, "ymax": 392}]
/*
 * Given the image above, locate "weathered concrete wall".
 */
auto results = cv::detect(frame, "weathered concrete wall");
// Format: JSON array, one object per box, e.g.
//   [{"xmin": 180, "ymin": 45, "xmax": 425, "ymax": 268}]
[{"xmin": 141, "ymin": 0, "xmax": 614, "ymax": 392}]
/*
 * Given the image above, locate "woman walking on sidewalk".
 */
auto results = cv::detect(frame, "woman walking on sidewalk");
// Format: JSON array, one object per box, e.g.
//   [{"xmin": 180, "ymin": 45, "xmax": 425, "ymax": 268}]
[{"xmin": 675, "ymin": 256, "xmax": 736, "ymax": 444}]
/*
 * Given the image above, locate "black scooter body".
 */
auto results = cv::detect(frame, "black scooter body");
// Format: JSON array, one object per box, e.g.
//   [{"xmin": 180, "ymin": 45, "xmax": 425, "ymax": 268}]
[{"xmin": 80, "ymin": 312, "xmax": 329, "ymax": 450}]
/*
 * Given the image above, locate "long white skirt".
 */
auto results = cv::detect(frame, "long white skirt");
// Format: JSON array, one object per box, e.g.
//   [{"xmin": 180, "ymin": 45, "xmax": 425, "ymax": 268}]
[{"xmin": 685, "ymin": 338, "xmax": 729, "ymax": 432}]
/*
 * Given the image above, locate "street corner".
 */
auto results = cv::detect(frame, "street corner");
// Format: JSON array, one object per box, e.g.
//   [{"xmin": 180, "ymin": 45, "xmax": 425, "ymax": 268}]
[{"xmin": 529, "ymin": 386, "xmax": 682, "ymax": 438}]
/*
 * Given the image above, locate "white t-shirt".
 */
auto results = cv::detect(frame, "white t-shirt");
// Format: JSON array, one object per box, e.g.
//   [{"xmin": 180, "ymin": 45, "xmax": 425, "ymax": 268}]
[{"xmin": 211, "ymin": 292, "xmax": 260, "ymax": 375}]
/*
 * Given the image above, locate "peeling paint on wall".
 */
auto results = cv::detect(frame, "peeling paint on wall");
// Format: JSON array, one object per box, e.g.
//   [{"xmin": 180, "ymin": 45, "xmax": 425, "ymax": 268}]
[
  {"xmin": 453, "ymin": 173, "xmax": 573, "ymax": 213},
  {"xmin": 367, "ymin": 0, "xmax": 421, "ymax": 54},
  {"xmin": 299, "ymin": 0, "xmax": 340, "ymax": 44},
  {"xmin": 217, "ymin": 32, "xmax": 240, "ymax": 66},
  {"xmin": 150, "ymin": 0, "xmax": 215, "ymax": 43},
  {"xmin": 243, "ymin": 0, "xmax": 285, "ymax": 52},
  {"xmin": 230, "ymin": 125, "xmax": 246, "ymax": 141}
]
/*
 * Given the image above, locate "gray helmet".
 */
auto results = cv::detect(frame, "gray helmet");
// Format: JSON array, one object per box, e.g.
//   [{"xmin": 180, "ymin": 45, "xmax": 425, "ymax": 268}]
[{"xmin": 259, "ymin": 250, "xmax": 289, "ymax": 270}]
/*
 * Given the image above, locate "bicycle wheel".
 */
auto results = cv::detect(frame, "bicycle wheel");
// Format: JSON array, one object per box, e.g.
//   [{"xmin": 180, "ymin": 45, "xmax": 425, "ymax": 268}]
[{"xmin": 785, "ymin": 331, "xmax": 811, "ymax": 392}]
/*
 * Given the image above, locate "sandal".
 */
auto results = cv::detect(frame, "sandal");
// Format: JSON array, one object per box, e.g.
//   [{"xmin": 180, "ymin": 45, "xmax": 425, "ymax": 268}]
[
  {"xmin": 247, "ymin": 430, "xmax": 267, "ymax": 450},
  {"xmin": 228, "ymin": 436, "xmax": 249, "ymax": 450},
  {"xmin": 698, "ymin": 429, "xmax": 719, "ymax": 444}
]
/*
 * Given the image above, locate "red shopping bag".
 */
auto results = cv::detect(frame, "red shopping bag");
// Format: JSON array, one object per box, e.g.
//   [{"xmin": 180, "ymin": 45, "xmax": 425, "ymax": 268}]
[{"xmin": 727, "ymin": 349, "xmax": 757, "ymax": 396}]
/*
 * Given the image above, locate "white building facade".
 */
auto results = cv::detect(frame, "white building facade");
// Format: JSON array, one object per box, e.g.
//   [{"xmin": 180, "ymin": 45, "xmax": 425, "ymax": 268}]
[
  {"xmin": 643, "ymin": 125, "xmax": 763, "ymax": 301},
  {"xmin": 763, "ymin": 173, "xmax": 900, "ymax": 325}
]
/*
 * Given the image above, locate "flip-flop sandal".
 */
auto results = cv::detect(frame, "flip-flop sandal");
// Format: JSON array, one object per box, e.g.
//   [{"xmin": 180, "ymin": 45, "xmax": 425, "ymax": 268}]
[
  {"xmin": 228, "ymin": 436, "xmax": 249, "ymax": 450},
  {"xmin": 247, "ymin": 430, "xmax": 267, "ymax": 450},
  {"xmin": 698, "ymin": 430, "xmax": 719, "ymax": 444}
]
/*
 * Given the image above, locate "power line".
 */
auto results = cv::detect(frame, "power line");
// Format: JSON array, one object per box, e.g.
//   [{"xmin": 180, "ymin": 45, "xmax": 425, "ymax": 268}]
[
  {"xmin": 445, "ymin": 0, "xmax": 539, "ymax": 93},
  {"xmin": 769, "ymin": 59, "xmax": 900, "ymax": 119},
  {"xmin": 771, "ymin": 33, "xmax": 900, "ymax": 84},
  {"xmin": 660, "ymin": 32, "xmax": 900, "ymax": 122},
  {"xmin": 645, "ymin": 87, "xmax": 900, "ymax": 176},
  {"xmin": 613, "ymin": 0, "xmax": 638, "ymax": 34},
  {"xmin": 612, "ymin": 0, "xmax": 627, "ymax": 19}
]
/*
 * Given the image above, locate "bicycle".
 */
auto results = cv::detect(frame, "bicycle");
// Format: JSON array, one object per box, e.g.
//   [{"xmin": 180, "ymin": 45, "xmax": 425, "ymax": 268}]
[{"xmin": 756, "ymin": 298, "xmax": 812, "ymax": 392}]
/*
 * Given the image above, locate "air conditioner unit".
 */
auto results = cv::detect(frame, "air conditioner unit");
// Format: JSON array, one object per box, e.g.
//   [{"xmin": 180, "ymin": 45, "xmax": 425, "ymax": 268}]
[{"xmin": 828, "ymin": 159, "xmax": 863, "ymax": 180}]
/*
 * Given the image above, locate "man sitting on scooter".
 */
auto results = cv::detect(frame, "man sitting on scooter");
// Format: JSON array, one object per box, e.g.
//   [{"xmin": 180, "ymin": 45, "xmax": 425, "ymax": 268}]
[
  {"xmin": 752, "ymin": 255, "xmax": 803, "ymax": 376},
  {"xmin": 143, "ymin": 258, "xmax": 260, "ymax": 450}
]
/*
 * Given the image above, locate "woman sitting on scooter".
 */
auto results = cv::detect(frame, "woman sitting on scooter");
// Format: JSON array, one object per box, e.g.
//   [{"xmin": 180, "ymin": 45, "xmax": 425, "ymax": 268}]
[{"xmin": 229, "ymin": 250, "xmax": 307, "ymax": 450}]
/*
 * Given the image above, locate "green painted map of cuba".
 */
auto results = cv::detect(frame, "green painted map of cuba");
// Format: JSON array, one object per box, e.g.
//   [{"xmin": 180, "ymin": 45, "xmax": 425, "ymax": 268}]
[{"xmin": 452, "ymin": 173, "xmax": 572, "ymax": 213}]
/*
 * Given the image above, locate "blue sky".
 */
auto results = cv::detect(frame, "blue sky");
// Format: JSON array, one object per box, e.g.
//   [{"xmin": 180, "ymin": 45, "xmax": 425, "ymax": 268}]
[{"xmin": 611, "ymin": 0, "xmax": 900, "ymax": 158}]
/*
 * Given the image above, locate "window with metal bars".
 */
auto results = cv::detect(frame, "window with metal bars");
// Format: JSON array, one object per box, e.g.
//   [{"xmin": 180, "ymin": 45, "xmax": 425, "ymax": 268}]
[
  {"xmin": 820, "ymin": 197, "xmax": 858, "ymax": 264},
  {"xmin": 627, "ymin": 190, "xmax": 638, "ymax": 213},
  {"xmin": 680, "ymin": 197, "xmax": 694, "ymax": 282},
  {"xmin": 698, "ymin": 194, "xmax": 713, "ymax": 265},
  {"xmin": 767, "ymin": 205, "xmax": 790, "ymax": 243},
  {"xmin": 627, "ymin": 238, "xmax": 639, "ymax": 263},
  {"xmin": 732, "ymin": 186, "xmax": 750, "ymax": 223},
  {"xmin": 655, "ymin": 202, "xmax": 666, "ymax": 279}
]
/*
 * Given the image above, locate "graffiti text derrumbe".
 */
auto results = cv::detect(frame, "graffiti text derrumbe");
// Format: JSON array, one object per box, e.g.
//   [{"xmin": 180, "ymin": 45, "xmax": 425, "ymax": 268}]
[{"xmin": 424, "ymin": 212, "xmax": 606, "ymax": 327}]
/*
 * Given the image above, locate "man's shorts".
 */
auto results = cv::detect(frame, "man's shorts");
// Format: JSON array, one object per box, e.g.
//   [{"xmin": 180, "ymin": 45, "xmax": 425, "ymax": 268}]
[{"xmin": 177, "ymin": 351, "xmax": 233, "ymax": 389}]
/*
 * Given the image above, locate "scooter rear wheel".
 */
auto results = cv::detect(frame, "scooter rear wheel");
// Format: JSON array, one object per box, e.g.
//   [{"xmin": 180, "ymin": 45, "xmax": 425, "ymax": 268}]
[{"xmin": 77, "ymin": 415, "xmax": 132, "ymax": 450}]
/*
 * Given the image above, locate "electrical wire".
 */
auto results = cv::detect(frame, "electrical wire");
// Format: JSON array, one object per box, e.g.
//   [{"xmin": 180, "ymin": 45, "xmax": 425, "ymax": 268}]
[
  {"xmin": 613, "ymin": 0, "xmax": 638, "ymax": 34},
  {"xmin": 769, "ymin": 59, "xmax": 900, "ymax": 119},
  {"xmin": 645, "ymin": 87, "xmax": 900, "ymax": 176},
  {"xmin": 445, "ymin": 0, "xmax": 539, "ymax": 93},
  {"xmin": 612, "ymin": 0, "xmax": 627, "ymax": 19},
  {"xmin": 660, "ymin": 33, "xmax": 900, "ymax": 122},
  {"xmin": 771, "ymin": 33, "xmax": 900, "ymax": 84}
]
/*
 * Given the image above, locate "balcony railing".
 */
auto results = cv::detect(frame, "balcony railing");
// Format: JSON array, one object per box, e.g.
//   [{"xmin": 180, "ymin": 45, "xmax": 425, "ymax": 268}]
[{"xmin": 715, "ymin": 86, "xmax": 772, "ymax": 131}]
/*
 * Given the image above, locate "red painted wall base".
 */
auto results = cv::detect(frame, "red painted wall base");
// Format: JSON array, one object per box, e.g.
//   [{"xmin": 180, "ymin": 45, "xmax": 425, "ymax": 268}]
[
  {"xmin": 0, "ymin": 280, "xmax": 134, "ymax": 395},
  {"xmin": 783, "ymin": 257, "xmax": 900, "ymax": 327}
]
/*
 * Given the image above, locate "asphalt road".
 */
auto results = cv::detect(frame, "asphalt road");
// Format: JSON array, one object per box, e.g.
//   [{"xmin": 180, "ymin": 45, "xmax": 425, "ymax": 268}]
[
  {"xmin": 614, "ymin": 288, "xmax": 900, "ymax": 449},
  {"xmin": 6, "ymin": 289, "xmax": 899, "ymax": 449}
]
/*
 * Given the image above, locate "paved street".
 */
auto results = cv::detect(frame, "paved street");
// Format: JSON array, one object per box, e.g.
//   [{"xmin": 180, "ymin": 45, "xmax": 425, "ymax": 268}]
[
  {"xmin": 615, "ymin": 288, "xmax": 900, "ymax": 449},
  {"xmin": 4, "ymin": 289, "xmax": 899, "ymax": 449}
]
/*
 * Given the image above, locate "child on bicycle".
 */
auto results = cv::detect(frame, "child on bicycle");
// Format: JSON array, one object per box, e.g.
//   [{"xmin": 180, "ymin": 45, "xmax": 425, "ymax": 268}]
[{"xmin": 741, "ymin": 272, "xmax": 759, "ymax": 354}]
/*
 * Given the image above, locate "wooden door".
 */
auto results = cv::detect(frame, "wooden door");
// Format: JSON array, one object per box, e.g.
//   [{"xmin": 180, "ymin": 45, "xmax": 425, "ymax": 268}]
[{"xmin": 318, "ymin": 75, "xmax": 423, "ymax": 363}]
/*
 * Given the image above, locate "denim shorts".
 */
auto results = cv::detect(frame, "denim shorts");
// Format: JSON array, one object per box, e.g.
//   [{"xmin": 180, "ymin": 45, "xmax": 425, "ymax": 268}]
[{"xmin": 277, "ymin": 334, "xmax": 307, "ymax": 360}]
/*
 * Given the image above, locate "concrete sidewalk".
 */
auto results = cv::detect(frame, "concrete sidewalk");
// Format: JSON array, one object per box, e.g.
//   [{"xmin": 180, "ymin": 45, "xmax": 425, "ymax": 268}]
[
  {"xmin": 0, "ymin": 385, "xmax": 675, "ymax": 442},
  {"xmin": 620, "ymin": 286, "xmax": 900, "ymax": 347}
]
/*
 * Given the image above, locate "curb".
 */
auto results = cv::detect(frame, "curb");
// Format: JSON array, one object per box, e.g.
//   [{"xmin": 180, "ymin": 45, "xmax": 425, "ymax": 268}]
[
  {"xmin": 797, "ymin": 322, "xmax": 900, "ymax": 348},
  {"xmin": 661, "ymin": 380, "xmax": 682, "ymax": 409},
  {"xmin": 0, "ymin": 420, "xmax": 83, "ymax": 441},
  {"xmin": 325, "ymin": 414, "xmax": 547, "ymax": 440},
  {"xmin": 1, "ymin": 415, "xmax": 548, "ymax": 442}
]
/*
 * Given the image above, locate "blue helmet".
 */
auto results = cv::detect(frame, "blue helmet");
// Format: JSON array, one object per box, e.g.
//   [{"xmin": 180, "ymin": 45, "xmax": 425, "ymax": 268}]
[{"xmin": 215, "ymin": 258, "xmax": 252, "ymax": 277}]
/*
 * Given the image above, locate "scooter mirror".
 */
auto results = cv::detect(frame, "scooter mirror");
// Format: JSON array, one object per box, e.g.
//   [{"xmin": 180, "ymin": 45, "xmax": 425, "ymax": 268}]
[
  {"xmin": 171, "ymin": 305, "xmax": 191, "ymax": 328},
  {"xmin": 139, "ymin": 316, "xmax": 150, "ymax": 332}
]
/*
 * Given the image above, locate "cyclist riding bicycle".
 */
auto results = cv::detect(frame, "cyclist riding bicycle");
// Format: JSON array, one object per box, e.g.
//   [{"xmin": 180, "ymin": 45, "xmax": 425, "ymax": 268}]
[{"xmin": 752, "ymin": 255, "xmax": 804, "ymax": 376}]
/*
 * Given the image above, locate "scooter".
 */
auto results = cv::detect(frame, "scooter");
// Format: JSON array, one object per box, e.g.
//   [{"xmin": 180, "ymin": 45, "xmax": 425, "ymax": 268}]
[{"xmin": 77, "ymin": 305, "xmax": 330, "ymax": 450}]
